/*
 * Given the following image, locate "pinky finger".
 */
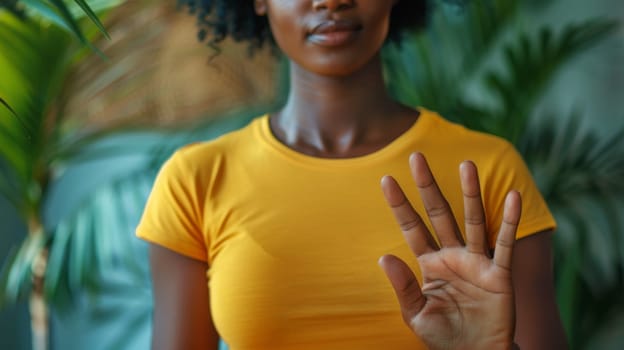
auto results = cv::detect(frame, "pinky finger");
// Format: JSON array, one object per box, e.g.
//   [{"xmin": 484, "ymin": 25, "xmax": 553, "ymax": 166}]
[
  {"xmin": 379, "ymin": 255, "xmax": 426, "ymax": 324},
  {"xmin": 493, "ymin": 191, "xmax": 522, "ymax": 271}
]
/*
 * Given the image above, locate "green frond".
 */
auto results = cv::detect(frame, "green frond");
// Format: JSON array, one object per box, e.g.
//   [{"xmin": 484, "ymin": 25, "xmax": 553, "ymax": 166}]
[
  {"xmin": 65, "ymin": 0, "xmax": 110, "ymax": 39},
  {"xmin": 480, "ymin": 19, "xmax": 619, "ymax": 142},
  {"xmin": 0, "ymin": 156, "xmax": 22, "ymax": 213},
  {"xmin": 1, "ymin": 0, "xmax": 111, "ymax": 49},
  {"xmin": 0, "ymin": 229, "xmax": 46, "ymax": 307},
  {"xmin": 43, "ymin": 173, "xmax": 149, "ymax": 307},
  {"xmin": 385, "ymin": 1, "xmax": 617, "ymax": 146},
  {"xmin": 0, "ymin": 11, "xmax": 76, "ymax": 215},
  {"xmin": 40, "ymin": 112, "xmax": 257, "ymax": 307},
  {"xmin": 520, "ymin": 113, "xmax": 624, "ymax": 348},
  {"xmin": 521, "ymin": 114, "xmax": 624, "ymax": 201},
  {"xmin": 384, "ymin": 0, "xmax": 521, "ymax": 115},
  {"xmin": 0, "ymin": 3, "xmax": 119, "ymax": 218}
]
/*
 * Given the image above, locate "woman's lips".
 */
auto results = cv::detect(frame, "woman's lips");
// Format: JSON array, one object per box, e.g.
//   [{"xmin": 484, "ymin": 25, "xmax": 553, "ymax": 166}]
[{"xmin": 308, "ymin": 20, "xmax": 362, "ymax": 47}]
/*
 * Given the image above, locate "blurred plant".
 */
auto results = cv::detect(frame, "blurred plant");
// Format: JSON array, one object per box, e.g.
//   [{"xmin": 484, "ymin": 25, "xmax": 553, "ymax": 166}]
[
  {"xmin": 0, "ymin": 1, "xmax": 278, "ymax": 349},
  {"xmin": 42, "ymin": 115, "xmax": 256, "ymax": 350},
  {"xmin": 0, "ymin": 2, "xmax": 116, "ymax": 349},
  {"xmin": 0, "ymin": 0, "xmax": 111, "ymax": 48},
  {"xmin": 520, "ymin": 115, "xmax": 624, "ymax": 349},
  {"xmin": 383, "ymin": 0, "xmax": 623, "ymax": 348}
]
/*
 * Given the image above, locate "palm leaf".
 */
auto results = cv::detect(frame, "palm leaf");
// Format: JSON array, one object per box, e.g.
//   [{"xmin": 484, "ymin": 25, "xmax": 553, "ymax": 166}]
[
  {"xmin": 477, "ymin": 19, "xmax": 619, "ymax": 142},
  {"xmin": 1, "ymin": 0, "xmax": 274, "ymax": 308},
  {"xmin": 383, "ymin": 0, "xmax": 521, "ymax": 115},
  {"xmin": 384, "ymin": 0, "xmax": 618, "ymax": 145},
  {"xmin": 0, "ymin": 0, "xmax": 121, "ymax": 218},
  {"xmin": 66, "ymin": 0, "xmax": 111, "ymax": 39},
  {"xmin": 521, "ymin": 114, "xmax": 624, "ymax": 202},
  {"xmin": 0, "ymin": 229, "xmax": 46, "ymax": 307},
  {"xmin": 1, "ymin": 0, "xmax": 110, "ymax": 47},
  {"xmin": 520, "ymin": 113, "xmax": 624, "ymax": 348},
  {"xmin": 0, "ymin": 1, "xmax": 120, "ymax": 312},
  {"xmin": 0, "ymin": 11, "xmax": 75, "ymax": 218},
  {"xmin": 41, "ymin": 112, "xmax": 257, "ymax": 307}
]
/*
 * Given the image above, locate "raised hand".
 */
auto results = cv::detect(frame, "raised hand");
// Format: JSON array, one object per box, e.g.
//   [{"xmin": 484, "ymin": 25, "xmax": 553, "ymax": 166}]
[{"xmin": 379, "ymin": 153, "xmax": 521, "ymax": 350}]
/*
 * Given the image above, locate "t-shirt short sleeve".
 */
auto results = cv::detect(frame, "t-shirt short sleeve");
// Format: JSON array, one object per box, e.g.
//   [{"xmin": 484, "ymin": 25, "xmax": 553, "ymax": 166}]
[
  {"xmin": 484, "ymin": 141, "xmax": 557, "ymax": 245},
  {"xmin": 136, "ymin": 150, "xmax": 207, "ymax": 261}
]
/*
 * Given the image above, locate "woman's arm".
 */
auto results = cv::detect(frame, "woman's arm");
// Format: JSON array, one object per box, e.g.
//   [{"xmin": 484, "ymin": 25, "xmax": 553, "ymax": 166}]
[
  {"xmin": 513, "ymin": 231, "xmax": 568, "ymax": 349},
  {"xmin": 149, "ymin": 243, "xmax": 219, "ymax": 350}
]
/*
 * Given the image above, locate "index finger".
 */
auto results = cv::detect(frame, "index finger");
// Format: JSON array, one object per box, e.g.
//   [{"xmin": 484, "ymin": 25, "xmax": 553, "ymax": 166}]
[
  {"xmin": 410, "ymin": 153, "xmax": 465, "ymax": 247},
  {"xmin": 381, "ymin": 175, "xmax": 438, "ymax": 257}
]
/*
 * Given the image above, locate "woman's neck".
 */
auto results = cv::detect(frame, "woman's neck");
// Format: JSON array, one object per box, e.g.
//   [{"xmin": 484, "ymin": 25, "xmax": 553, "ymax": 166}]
[{"xmin": 271, "ymin": 55, "xmax": 418, "ymax": 158}]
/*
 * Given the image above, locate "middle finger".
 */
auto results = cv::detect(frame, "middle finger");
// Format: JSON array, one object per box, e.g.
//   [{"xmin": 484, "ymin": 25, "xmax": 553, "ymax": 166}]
[{"xmin": 410, "ymin": 152, "xmax": 465, "ymax": 247}]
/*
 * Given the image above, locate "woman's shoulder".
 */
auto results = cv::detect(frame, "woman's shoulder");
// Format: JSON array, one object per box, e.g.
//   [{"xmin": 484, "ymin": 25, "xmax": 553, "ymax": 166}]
[
  {"xmin": 426, "ymin": 110, "xmax": 508, "ymax": 143},
  {"xmin": 420, "ymin": 108, "xmax": 514, "ymax": 156},
  {"xmin": 174, "ymin": 116, "xmax": 265, "ymax": 162},
  {"xmin": 157, "ymin": 116, "xmax": 266, "ymax": 180}
]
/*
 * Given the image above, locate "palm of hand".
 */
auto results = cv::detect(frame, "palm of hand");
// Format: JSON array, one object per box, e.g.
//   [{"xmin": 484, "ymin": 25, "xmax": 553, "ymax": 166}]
[
  {"xmin": 380, "ymin": 153, "xmax": 520, "ymax": 350},
  {"xmin": 412, "ymin": 250, "xmax": 514, "ymax": 350}
]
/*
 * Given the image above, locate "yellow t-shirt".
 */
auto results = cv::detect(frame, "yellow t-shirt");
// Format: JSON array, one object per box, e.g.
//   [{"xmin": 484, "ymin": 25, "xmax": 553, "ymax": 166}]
[{"xmin": 136, "ymin": 108, "xmax": 556, "ymax": 350}]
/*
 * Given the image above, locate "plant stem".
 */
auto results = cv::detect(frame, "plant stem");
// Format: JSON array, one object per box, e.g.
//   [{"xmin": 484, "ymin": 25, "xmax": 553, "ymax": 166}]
[{"xmin": 28, "ymin": 217, "xmax": 48, "ymax": 350}]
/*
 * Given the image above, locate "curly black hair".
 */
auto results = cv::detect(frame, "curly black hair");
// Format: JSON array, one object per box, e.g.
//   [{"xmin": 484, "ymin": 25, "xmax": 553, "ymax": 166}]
[{"xmin": 178, "ymin": 0, "xmax": 429, "ymax": 52}]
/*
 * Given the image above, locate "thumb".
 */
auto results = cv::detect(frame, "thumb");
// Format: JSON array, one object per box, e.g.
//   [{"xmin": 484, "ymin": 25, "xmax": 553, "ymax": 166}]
[{"xmin": 379, "ymin": 254, "xmax": 426, "ymax": 325}]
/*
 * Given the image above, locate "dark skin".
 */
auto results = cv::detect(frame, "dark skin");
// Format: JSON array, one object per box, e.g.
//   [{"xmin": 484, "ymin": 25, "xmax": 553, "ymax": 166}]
[
  {"xmin": 150, "ymin": 245, "xmax": 219, "ymax": 350},
  {"xmin": 149, "ymin": 0, "xmax": 568, "ymax": 349}
]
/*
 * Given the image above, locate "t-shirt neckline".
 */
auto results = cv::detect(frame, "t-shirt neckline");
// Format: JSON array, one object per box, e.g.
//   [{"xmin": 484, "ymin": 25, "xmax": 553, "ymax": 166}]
[{"xmin": 255, "ymin": 107, "xmax": 434, "ymax": 168}]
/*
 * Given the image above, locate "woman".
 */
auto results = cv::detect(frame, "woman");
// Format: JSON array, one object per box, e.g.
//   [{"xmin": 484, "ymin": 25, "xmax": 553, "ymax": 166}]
[{"xmin": 137, "ymin": 0, "xmax": 568, "ymax": 349}]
